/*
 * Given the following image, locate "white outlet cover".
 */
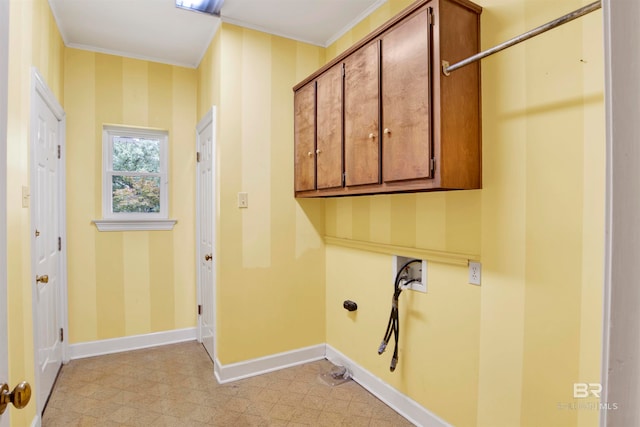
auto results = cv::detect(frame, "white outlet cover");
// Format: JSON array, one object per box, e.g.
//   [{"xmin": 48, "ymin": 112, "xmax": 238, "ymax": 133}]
[{"xmin": 469, "ymin": 261, "xmax": 481, "ymax": 285}]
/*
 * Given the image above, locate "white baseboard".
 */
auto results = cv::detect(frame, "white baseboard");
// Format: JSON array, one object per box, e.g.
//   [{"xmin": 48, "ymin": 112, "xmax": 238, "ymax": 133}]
[
  {"xmin": 214, "ymin": 344, "xmax": 326, "ymax": 384},
  {"xmin": 326, "ymin": 344, "xmax": 451, "ymax": 427},
  {"xmin": 68, "ymin": 327, "xmax": 197, "ymax": 360}
]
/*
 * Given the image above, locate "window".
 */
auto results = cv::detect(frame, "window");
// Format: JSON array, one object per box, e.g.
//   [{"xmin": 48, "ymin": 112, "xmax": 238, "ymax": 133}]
[{"xmin": 93, "ymin": 125, "xmax": 176, "ymax": 231}]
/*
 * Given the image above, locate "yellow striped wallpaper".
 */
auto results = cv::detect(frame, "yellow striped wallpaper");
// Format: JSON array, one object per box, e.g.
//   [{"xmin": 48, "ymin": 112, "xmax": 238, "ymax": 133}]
[
  {"xmin": 6, "ymin": 0, "xmax": 65, "ymax": 425},
  {"xmin": 324, "ymin": 1, "xmax": 605, "ymax": 426},
  {"xmin": 4, "ymin": 0, "xmax": 606, "ymax": 426},
  {"xmin": 64, "ymin": 50, "xmax": 198, "ymax": 342},
  {"xmin": 198, "ymin": 24, "xmax": 329, "ymax": 364}
]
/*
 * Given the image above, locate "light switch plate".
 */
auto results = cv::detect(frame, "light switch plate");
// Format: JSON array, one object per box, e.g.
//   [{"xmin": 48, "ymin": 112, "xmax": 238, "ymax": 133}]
[
  {"xmin": 238, "ymin": 192, "xmax": 248, "ymax": 208},
  {"xmin": 22, "ymin": 186, "xmax": 29, "ymax": 208}
]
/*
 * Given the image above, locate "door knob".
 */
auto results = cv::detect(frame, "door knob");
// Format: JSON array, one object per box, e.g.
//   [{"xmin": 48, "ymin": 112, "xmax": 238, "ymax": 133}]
[
  {"xmin": 368, "ymin": 133, "xmax": 375, "ymax": 139},
  {"xmin": 0, "ymin": 382, "xmax": 32, "ymax": 414},
  {"xmin": 384, "ymin": 128, "xmax": 391, "ymax": 135},
  {"xmin": 307, "ymin": 151, "xmax": 313, "ymax": 157},
  {"xmin": 204, "ymin": 254, "xmax": 212, "ymax": 261},
  {"xmin": 36, "ymin": 275, "xmax": 49, "ymax": 284},
  {"xmin": 316, "ymin": 149, "xmax": 322, "ymax": 154}
]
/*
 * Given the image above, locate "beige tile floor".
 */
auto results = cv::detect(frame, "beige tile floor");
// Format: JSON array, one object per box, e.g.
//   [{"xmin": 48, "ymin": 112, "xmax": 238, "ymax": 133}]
[{"xmin": 42, "ymin": 341, "xmax": 414, "ymax": 426}]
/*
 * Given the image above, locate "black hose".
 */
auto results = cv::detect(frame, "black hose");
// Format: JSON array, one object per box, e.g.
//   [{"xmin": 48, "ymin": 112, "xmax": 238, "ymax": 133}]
[{"xmin": 378, "ymin": 259, "xmax": 421, "ymax": 372}]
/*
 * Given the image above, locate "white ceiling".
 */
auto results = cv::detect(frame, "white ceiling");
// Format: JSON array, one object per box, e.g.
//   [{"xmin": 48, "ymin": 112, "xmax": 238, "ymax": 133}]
[{"xmin": 48, "ymin": 0, "xmax": 386, "ymax": 68}]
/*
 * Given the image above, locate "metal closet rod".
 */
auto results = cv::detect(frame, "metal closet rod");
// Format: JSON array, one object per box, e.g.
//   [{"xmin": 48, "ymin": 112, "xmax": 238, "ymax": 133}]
[{"xmin": 442, "ymin": 0, "xmax": 602, "ymax": 76}]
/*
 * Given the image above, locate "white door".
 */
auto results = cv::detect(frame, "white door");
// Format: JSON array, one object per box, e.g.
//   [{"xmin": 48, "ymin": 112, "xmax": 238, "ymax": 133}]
[
  {"xmin": 196, "ymin": 108, "xmax": 216, "ymax": 361},
  {"xmin": 30, "ymin": 69, "xmax": 65, "ymax": 416},
  {"xmin": 1, "ymin": 0, "xmax": 10, "ymax": 425}
]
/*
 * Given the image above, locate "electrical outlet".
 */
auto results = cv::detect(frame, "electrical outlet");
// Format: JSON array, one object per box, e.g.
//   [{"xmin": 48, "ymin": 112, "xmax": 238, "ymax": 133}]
[{"xmin": 469, "ymin": 261, "xmax": 481, "ymax": 285}]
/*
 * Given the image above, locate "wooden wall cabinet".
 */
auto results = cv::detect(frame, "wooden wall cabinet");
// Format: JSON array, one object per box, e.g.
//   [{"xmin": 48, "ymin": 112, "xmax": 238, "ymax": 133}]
[
  {"xmin": 294, "ymin": 63, "xmax": 344, "ymax": 192},
  {"xmin": 294, "ymin": 82, "xmax": 315, "ymax": 192},
  {"xmin": 294, "ymin": 0, "xmax": 482, "ymax": 197},
  {"xmin": 344, "ymin": 41, "xmax": 380, "ymax": 187},
  {"xmin": 316, "ymin": 64, "xmax": 343, "ymax": 189}
]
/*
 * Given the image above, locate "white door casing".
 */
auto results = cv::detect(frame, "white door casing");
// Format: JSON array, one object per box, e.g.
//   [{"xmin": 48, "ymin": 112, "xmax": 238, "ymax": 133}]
[
  {"xmin": 601, "ymin": 0, "xmax": 640, "ymax": 425},
  {"xmin": 196, "ymin": 107, "xmax": 216, "ymax": 362},
  {"xmin": 0, "ymin": 0, "xmax": 10, "ymax": 425},
  {"xmin": 30, "ymin": 68, "xmax": 67, "ymax": 417}
]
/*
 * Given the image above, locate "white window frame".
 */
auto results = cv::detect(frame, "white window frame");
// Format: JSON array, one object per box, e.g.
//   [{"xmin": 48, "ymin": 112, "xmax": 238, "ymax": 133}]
[{"xmin": 93, "ymin": 124, "xmax": 176, "ymax": 231}]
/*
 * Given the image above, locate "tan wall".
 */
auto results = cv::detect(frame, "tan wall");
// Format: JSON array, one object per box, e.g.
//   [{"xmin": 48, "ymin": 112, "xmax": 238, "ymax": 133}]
[
  {"xmin": 323, "ymin": 1, "xmax": 604, "ymax": 426},
  {"xmin": 64, "ymin": 49, "xmax": 198, "ymax": 342}
]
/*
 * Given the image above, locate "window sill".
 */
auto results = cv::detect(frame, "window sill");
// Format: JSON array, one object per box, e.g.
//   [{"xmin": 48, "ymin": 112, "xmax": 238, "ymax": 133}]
[{"xmin": 92, "ymin": 219, "xmax": 177, "ymax": 232}]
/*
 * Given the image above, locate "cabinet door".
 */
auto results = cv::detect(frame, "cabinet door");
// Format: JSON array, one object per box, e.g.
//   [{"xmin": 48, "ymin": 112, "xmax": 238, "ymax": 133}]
[
  {"xmin": 316, "ymin": 64, "xmax": 343, "ymax": 189},
  {"xmin": 294, "ymin": 82, "xmax": 316, "ymax": 192},
  {"xmin": 344, "ymin": 41, "xmax": 380, "ymax": 186},
  {"xmin": 381, "ymin": 7, "xmax": 432, "ymax": 183}
]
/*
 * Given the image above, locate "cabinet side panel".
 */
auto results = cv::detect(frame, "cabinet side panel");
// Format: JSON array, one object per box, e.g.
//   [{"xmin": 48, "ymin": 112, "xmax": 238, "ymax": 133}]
[
  {"xmin": 316, "ymin": 65, "xmax": 344, "ymax": 189},
  {"xmin": 437, "ymin": 0, "xmax": 481, "ymax": 189},
  {"xmin": 344, "ymin": 42, "xmax": 381, "ymax": 186},
  {"xmin": 294, "ymin": 83, "xmax": 316, "ymax": 192}
]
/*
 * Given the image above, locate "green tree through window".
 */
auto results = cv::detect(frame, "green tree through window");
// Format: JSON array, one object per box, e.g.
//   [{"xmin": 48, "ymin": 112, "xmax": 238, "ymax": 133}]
[
  {"xmin": 102, "ymin": 125, "xmax": 169, "ymax": 220},
  {"xmin": 111, "ymin": 137, "xmax": 161, "ymax": 213}
]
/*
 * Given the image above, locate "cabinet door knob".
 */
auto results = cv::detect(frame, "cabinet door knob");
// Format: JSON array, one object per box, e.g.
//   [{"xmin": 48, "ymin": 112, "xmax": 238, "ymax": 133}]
[
  {"xmin": 307, "ymin": 151, "xmax": 313, "ymax": 157},
  {"xmin": 384, "ymin": 128, "xmax": 391, "ymax": 135},
  {"xmin": 316, "ymin": 149, "xmax": 322, "ymax": 154},
  {"xmin": 368, "ymin": 133, "xmax": 375, "ymax": 139}
]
